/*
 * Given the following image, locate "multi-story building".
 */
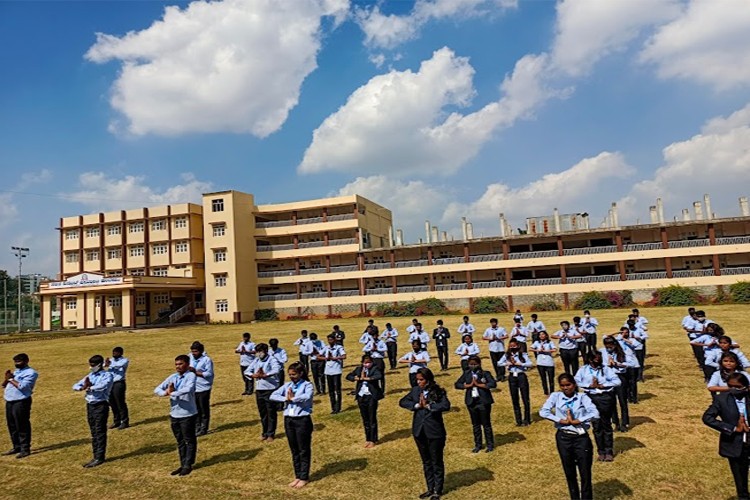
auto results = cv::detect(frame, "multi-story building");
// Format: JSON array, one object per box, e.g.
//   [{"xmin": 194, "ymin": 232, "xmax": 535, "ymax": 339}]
[{"xmin": 39, "ymin": 190, "xmax": 750, "ymax": 331}]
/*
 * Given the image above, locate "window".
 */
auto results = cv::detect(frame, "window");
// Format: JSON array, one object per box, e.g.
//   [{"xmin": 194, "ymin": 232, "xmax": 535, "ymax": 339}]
[
  {"xmin": 107, "ymin": 296, "xmax": 122, "ymax": 307},
  {"xmin": 106, "ymin": 271, "xmax": 122, "ymax": 277},
  {"xmin": 215, "ymin": 299, "xmax": 229, "ymax": 313},
  {"xmin": 175, "ymin": 241, "xmax": 188, "ymax": 253},
  {"xmin": 214, "ymin": 274, "xmax": 227, "ymax": 287},
  {"xmin": 174, "ymin": 217, "xmax": 187, "ymax": 229},
  {"xmin": 129, "ymin": 221, "xmax": 144, "ymax": 233},
  {"xmin": 152, "ymin": 267, "xmax": 168, "ymax": 277},
  {"xmin": 65, "ymin": 230, "xmax": 79, "ymax": 240},
  {"xmin": 86, "ymin": 226, "xmax": 100, "ymax": 238},
  {"xmin": 152, "ymin": 243, "xmax": 168, "ymax": 255},
  {"xmin": 212, "ymin": 224, "xmax": 226, "ymax": 237},
  {"xmin": 212, "ymin": 198, "xmax": 224, "ymax": 212},
  {"xmin": 65, "ymin": 300, "xmax": 77, "ymax": 310},
  {"xmin": 136, "ymin": 294, "xmax": 146, "ymax": 306},
  {"xmin": 214, "ymin": 249, "xmax": 227, "ymax": 262},
  {"xmin": 312, "ymin": 283, "xmax": 325, "ymax": 292},
  {"xmin": 151, "ymin": 220, "xmax": 166, "ymax": 231},
  {"xmin": 107, "ymin": 225, "xmax": 122, "ymax": 236},
  {"xmin": 86, "ymin": 250, "xmax": 99, "ymax": 261},
  {"xmin": 107, "ymin": 248, "xmax": 121, "ymax": 260},
  {"xmin": 129, "ymin": 268, "xmax": 145, "ymax": 276},
  {"xmin": 154, "ymin": 293, "xmax": 170, "ymax": 304},
  {"xmin": 94, "ymin": 298, "xmax": 101, "ymax": 308},
  {"xmin": 65, "ymin": 252, "xmax": 79, "ymax": 263},
  {"xmin": 129, "ymin": 245, "xmax": 144, "ymax": 257}
]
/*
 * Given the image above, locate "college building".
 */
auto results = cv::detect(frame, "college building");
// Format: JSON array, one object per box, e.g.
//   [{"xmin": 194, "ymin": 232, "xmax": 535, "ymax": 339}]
[{"xmin": 39, "ymin": 191, "xmax": 750, "ymax": 331}]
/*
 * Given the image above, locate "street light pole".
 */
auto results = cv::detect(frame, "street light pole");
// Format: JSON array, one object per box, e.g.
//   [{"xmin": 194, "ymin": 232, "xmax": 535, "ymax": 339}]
[{"xmin": 11, "ymin": 247, "xmax": 29, "ymax": 333}]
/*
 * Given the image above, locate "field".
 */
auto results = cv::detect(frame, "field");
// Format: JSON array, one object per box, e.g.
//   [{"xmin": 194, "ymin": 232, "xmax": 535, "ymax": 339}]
[{"xmin": 0, "ymin": 305, "xmax": 746, "ymax": 499}]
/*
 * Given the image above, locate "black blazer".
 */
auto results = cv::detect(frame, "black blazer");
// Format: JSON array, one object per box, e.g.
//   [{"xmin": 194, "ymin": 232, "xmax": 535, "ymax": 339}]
[
  {"xmin": 346, "ymin": 366, "xmax": 384, "ymax": 401},
  {"xmin": 703, "ymin": 392, "xmax": 749, "ymax": 458},
  {"xmin": 399, "ymin": 385, "xmax": 450, "ymax": 439},
  {"xmin": 454, "ymin": 369, "xmax": 496, "ymax": 406},
  {"xmin": 433, "ymin": 328, "xmax": 451, "ymax": 348}
]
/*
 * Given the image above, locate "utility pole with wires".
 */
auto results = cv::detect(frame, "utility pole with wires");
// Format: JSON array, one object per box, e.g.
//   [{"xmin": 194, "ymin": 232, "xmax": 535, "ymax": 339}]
[{"xmin": 11, "ymin": 246, "xmax": 29, "ymax": 333}]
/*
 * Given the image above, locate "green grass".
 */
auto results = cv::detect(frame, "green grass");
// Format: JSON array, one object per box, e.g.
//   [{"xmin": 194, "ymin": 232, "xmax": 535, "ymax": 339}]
[{"xmin": 0, "ymin": 305, "xmax": 745, "ymax": 499}]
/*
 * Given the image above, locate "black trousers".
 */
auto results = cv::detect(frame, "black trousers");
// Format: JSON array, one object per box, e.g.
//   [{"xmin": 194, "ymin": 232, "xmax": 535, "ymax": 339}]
[
  {"xmin": 556, "ymin": 431, "xmax": 593, "ymax": 500},
  {"xmin": 577, "ymin": 342, "xmax": 587, "ymax": 359},
  {"xmin": 311, "ymin": 362, "xmax": 326, "ymax": 394},
  {"xmin": 728, "ymin": 447, "xmax": 750, "ymax": 500},
  {"xmin": 467, "ymin": 402, "xmax": 493, "ymax": 448},
  {"xmin": 538, "ymin": 365, "xmax": 555, "ymax": 395},
  {"xmin": 285, "ymin": 416, "xmax": 313, "ymax": 480},
  {"xmin": 241, "ymin": 365, "xmax": 254, "ymax": 394},
  {"xmin": 585, "ymin": 333, "xmax": 597, "ymax": 355},
  {"xmin": 256, "ymin": 390, "xmax": 278, "ymax": 438},
  {"xmin": 626, "ymin": 368, "xmax": 639, "ymax": 403},
  {"xmin": 612, "ymin": 372, "xmax": 630, "ymax": 427},
  {"xmin": 414, "ymin": 430, "xmax": 445, "ymax": 495},
  {"xmin": 691, "ymin": 342, "xmax": 705, "ymax": 369},
  {"xmin": 86, "ymin": 401, "xmax": 109, "ymax": 460},
  {"xmin": 170, "ymin": 414, "xmax": 197, "ymax": 468},
  {"xmin": 489, "ymin": 351, "xmax": 505, "ymax": 381},
  {"xmin": 326, "ymin": 374, "xmax": 342, "ymax": 412},
  {"xmin": 386, "ymin": 342, "xmax": 398, "ymax": 369},
  {"xmin": 299, "ymin": 354, "xmax": 310, "ymax": 373},
  {"xmin": 436, "ymin": 346, "xmax": 449, "ymax": 370},
  {"xmin": 373, "ymin": 358, "xmax": 386, "ymax": 394},
  {"xmin": 109, "ymin": 380, "xmax": 129, "ymax": 426},
  {"xmin": 358, "ymin": 396, "xmax": 379, "ymax": 442},
  {"xmin": 5, "ymin": 398, "xmax": 32, "ymax": 452},
  {"xmin": 703, "ymin": 365, "xmax": 717, "ymax": 383},
  {"xmin": 508, "ymin": 373, "xmax": 531, "ymax": 425},
  {"xmin": 409, "ymin": 373, "xmax": 418, "ymax": 388},
  {"xmin": 635, "ymin": 348, "xmax": 646, "ymax": 381},
  {"xmin": 560, "ymin": 349, "xmax": 579, "ymax": 375},
  {"xmin": 460, "ymin": 359, "xmax": 469, "ymax": 372},
  {"xmin": 195, "ymin": 390, "xmax": 211, "ymax": 433},
  {"xmin": 588, "ymin": 392, "xmax": 615, "ymax": 455}
]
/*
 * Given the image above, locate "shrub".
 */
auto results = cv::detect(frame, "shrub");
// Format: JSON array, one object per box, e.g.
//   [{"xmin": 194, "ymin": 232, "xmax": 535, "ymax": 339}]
[
  {"xmin": 325, "ymin": 313, "xmax": 343, "ymax": 319},
  {"xmin": 530, "ymin": 297, "xmax": 561, "ymax": 312},
  {"xmin": 573, "ymin": 291, "xmax": 611, "ymax": 310},
  {"xmin": 254, "ymin": 309, "xmax": 278, "ymax": 321},
  {"xmin": 471, "ymin": 296, "xmax": 508, "ymax": 314},
  {"xmin": 605, "ymin": 290, "xmax": 635, "ymax": 308},
  {"xmin": 648, "ymin": 285, "xmax": 703, "ymax": 307},
  {"xmin": 373, "ymin": 298, "xmax": 451, "ymax": 317},
  {"xmin": 713, "ymin": 286, "xmax": 732, "ymax": 304},
  {"xmin": 730, "ymin": 282, "xmax": 750, "ymax": 303},
  {"xmin": 285, "ymin": 314, "xmax": 310, "ymax": 321}
]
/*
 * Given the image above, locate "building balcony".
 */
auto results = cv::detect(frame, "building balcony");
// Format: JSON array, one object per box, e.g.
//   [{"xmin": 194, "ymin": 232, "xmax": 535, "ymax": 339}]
[{"xmin": 255, "ymin": 213, "xmax": 355, "ymax": 229}]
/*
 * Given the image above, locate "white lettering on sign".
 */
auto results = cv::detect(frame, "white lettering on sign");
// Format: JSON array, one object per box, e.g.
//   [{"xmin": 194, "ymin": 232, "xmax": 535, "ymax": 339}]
[{"xmin": 49, "ymin": 273, "xmax": 123, "ymax": 289}]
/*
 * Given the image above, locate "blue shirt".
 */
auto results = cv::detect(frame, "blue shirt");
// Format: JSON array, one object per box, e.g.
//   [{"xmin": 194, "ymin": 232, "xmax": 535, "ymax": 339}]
[
  {"xmin": 510, "ymin": 325, "xmax": 529, "ymax": 343},
  {"xmin": 498, "ymin": 352, "xmax": 533, "ymax": 374},
  {"xmin": 154, "ymin": 372, "xmax": 197, "ymax": 418},
  {"xmin": 531, "ymin": 341, "xmax": 556, "ymax": 367},
  {"xmin": 270, "ymin": 380, "xmax": 314, "ymax": 417},
  {"xmin": 615, "ymin": 336, "xmax": 642, "ymax": 366},
  {"xmin": 399, "ymin": 349, "xmax": 430, "ymax": 373},
  {"xmin": 707, "ymin": 370, "xmax": 750, "ymax": 388},
  {"xmin": 706, "ymin": 349, "xmax": 750, "ymax": 369},
  {"xmin": 455, "ymin": 342, "xmax": 480, "ymax": 359},
  {"xmin": 553, "ymin": 329, "xmax": 581, "ymax": 350},
  {"xmin": 4, "ymin": 366, "xmax": 38, "ymax": 401},
  {"xmin": 382, "ymin": 328, "xmax": 399, "ymax": 343},
  {"xmin": 319, "ymin": 345, "xmax": 346, "ymax": 375},
  {"xmin": 189, "ymin": 354, "xmax": 214, "ymax": 392},
  {"xmin": 363, "ymin": 339, "xmax": 387, "ymax": 358},
  {"xmin": 483, "ymin": 326, "xmax": 508, "ymax": 352},
  {"xmin": 236, "ymin": 341, "xmax": 256, "ymax": 366},
  {"xmin": 574, "ymin": 365, "xmax": 621, "ymax": 394},
  {"xmin": 107, "ymin": 356, "xmax": 129, "ymax": 382},
  {"xmin": 540, "ymin": 391, "xmax": 599, "ymax": 432},
  {"xmin": 73, "ymin": 370, "xmax": 114, "ymax": 403},
  {"xmin": 245, "ymin": 355, "xmax": 282, "ymax": 391},
  {"xmin": 599, "ymin": 347, "xmax": 632, "ymax": 373},
  {"xmin": 271, "ymin": 348, "xmax": 289, "ymax": 365}
]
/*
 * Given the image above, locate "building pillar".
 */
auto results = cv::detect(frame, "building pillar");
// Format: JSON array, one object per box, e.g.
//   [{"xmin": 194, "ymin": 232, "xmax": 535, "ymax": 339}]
[
  {"xmin": 293, "ymin": 234, "xmax": 299, "ymax": 250},
  {"xmin": 427, "ymin": 247, "xmax": 434, "ymax": 291},
  {"xmin": 660, "ymin": 227, "xmax": 669, "ymax": 249},
  {"xmin": 618, "ymin": 261, "xmax": 627, "ymax": 281},
  {"xmin": 665, "ymin": 257, "xmax": 673, "ymax": 278},
  {"xmin": 507, "ymin": 295, "xmax": 514, "ymax": 311},
  {"xmin": 708, "ymin": 223, "xmax": 721, "ymax": 276},
  {"xmin": 122, "ymin": 289, "xmax": 134, "ymax": 328},
  {"xmin": 563, "ymin": 293, "xmax": 570, "ymax": 309},
  {"xmin": 615, "ymin": 231, "xmax": 623, "ymax": 251},
  {"xmin": 81, "ymin": 293, "xmax": 88, "ymax": 329},
  {"xmin": 41, "ymin": 295, "xmax": 51, "ymax": 331},
  {"xmin": 557, "ymin": 236, "xmax": 564, "ymax": 256}
]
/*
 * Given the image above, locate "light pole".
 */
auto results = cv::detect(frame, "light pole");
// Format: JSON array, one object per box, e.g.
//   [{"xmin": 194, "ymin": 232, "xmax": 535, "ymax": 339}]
[
  {"xmin": 11, "ymin": 247, "xmax": 29, "ymax": 333},
  {"xmin": 2, "ymin": 278, "xmax": 6, "ymax": 333}
]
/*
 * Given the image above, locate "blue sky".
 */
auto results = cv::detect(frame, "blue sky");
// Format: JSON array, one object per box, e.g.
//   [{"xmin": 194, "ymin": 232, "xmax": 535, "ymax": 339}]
[{"xmin": 1, "ymin": 0, "xmax": 749, "ymax": 276}]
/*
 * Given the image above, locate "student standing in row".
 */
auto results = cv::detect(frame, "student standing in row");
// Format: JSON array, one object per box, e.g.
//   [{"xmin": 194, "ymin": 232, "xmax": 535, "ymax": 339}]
[
  {"xmin": 271, "ymin": 362, "xmax": 314, "ymax": 489},
  {"xmin": 399, "ymin": 368, "xmax": 451, "ymax": 500},
  {"xmin": 554, "ymin": 321, "xmax": 582, "ymax": 375},
  {"xmin": 455, "ymin": 334, "xmax": 480, "ymax": 372},
  {"xmin": 346, "ymin": 354, "xmax": 383, "ymax": 448},
  {"xmin": 707, "ymin": 352, "xmax": 750, "ymax": 394},
  {"xmin": 332, "ymin": 325, "xmax": 346, "ymax": 347},
  {"xmin": 73, "ymin": 355, "xmax": 114, "ymax": 468},
  {"xmin": 236, "ymin": 332, "xmax": 256, "ymax": 396},
  {"xmin": 106, "ymin": 347, "xmax": 129, "ymax": 430},
  {"xmin": 616, "ymin": 327, "xmax": 642, "ymax": 404},
  {"xmin": 321, "ymin": 334, "xmax": 346, "ymax": 414},
  {"xmin": 433, "ymin": 320, "xmax": 451, "ymax": 371},
  {"xmin": 575, "ymin": 352, "xmax": 620, "ymax": 462},
  {"xmin": 383, "ymin": 322, "xmax": 399, "ymax": 370},
  {"xmin": 531, "ymin": 331, "xmax": 556, "ymax": 395},
  {"xmin": 363, "ymin": 331, "xmax": 387, "ymax": 394},
  {"xmin": 500, "ymin": 340, "xmax": 533, "ymax": 426},
  {"xmin": 409, "ymin": 323, "xmax": 430, "ymax": 349},
  {"xmin": 400, "ymin": 340, "xmax": 431, "ymax": 387},
  {"xmin": 309, "ymin": 333, "xmax": 326, "ymax": 395},
  {"xmin": 573, "ymin": 317, "xmax": 590, "ymax": 360},
  {"xmin": 705, "ymin": 336, "xmax": 750, "ymax": 373},
  {"xmin": 457, "ymin": 316, "xmax": 475, "ymax": 337},
  {"xmin": 188, "ymin": 341, "xmax": 214, "ymax": 436},
  {"xmin": 454, "ymin": 355, "xmax": 496, "ymax": 453},
  {"xmin": 526, "ymin": 314, "xmax": 545, "ymax": 343},
  {"xmin": 582, "ymin": 310, "xmax": 599, "ymax": 355},
  {"xmin": 245, "ymin": 343, "xmax": 282, "ymax": 442},
  {"xmin": 626, "ymin": 318, "xmax": 648, "ymax": 382},
  {"xmin": 294, "ymin": 330, "xmax": 313, "ymax": 373},
  {"xmin": 483, "ymin": 318, "xmax": 507, "ymax": 382},
  {"xmin": 154, "ymin": 354, "xmax": 197, "ymax": 476},
  {"xmin": 270, "ymin": 339, "xmax": 289, "ymax": 385},
  {"xmin": 2, "ymin": 353, "xmax": 37, "ymax": 459},
  {"xmin": 601, "ymin": 336, "xmax": 632, "ymax": 432},
  {"xmin": 540, "ymin": 374, "xmax": 599, "ymax": 500},
  {"xmin": 510, "ymin": 318, "xmax": 529, "ymax": 351}
]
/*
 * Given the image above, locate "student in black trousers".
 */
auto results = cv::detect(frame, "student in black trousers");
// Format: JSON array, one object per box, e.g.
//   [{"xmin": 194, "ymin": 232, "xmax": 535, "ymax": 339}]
[
  {"xmin": 399, "ymin": 368, "xmax": 451, "ymax": 500},
  {"xmin": 703, "ymin": 372, "xmax": 750, "ymax": 500},
  {"xmin": 454, "ymin": 355, "xmax": 496, "ymax": 452},
  {"xmin": 433, "ymin": 320, "xmax": 451, "ymax": 371},
  {"xmin": 499, "ymin": 340, "xmax": 533, "ymax": 426},
  {"xmin": 346, "ymin": 354, "xmax": 384, "ymax": 448},
  {"xmin": 308, "ymin": 333, "xmax": 326, "ymax": 395},
  {"xmin": 2, "ymin": 353, "xmax": 38, "ymax": 459}
]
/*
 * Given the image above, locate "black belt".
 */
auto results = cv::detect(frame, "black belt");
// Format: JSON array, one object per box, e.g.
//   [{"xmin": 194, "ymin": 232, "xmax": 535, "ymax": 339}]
[{"xmin": 558, "ymin": 428, "xmax": 588, "ymax": 436}]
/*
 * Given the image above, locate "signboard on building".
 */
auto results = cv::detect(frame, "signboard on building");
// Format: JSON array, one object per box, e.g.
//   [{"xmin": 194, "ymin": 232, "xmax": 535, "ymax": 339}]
[{"xmin": 48, "ymin": 273, "xmax": 123, "ymax": 289}]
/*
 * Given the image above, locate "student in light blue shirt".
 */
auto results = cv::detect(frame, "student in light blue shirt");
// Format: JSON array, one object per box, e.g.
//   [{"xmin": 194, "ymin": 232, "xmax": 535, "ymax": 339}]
[
  {"xmin": 246, "ymin": 343, "xmax": 282, "ymax": 441},
  {"xmin": 105, "ymin": 347, "xmax": 129, "ymax": 430},
  {"xmin": 531, "ymin": 331, "xmax": 556, "ymax": 395},
  {"xmin": 363, "ymin": 331, "xmax": 388, "ymax": 394},
  {"xmin": 499, "ymin": 340, "xmax": 533, "ymax": 426},
  {"xmin": 399, "ymin": 340, "xmax": 431, "ymax": 387},
  {"xmin": 408, "ymin": 323, "xmax": 431, "ymax": 349},
  {"xmin": 575, "ymin": 352, "xmax": 621, "ymax": 462},
  {"xmin": 308, "ymin": 333, "xmax": 326, "ymax": 395},
  {"xmin": 706, "ymin": 336, "xmax": 750, "ymax": 371},
  {"xmin": 293, "ymin": 330, "xmax": 313, "ymax": 373},
  {"xmin": 455, "ymin": 334, "xmax": 481, "ymax": 372},
  {"xmin": 236, "ymin": 332, "xmax": 256, "ymax": 396},
  {"xmin": 319, "ymin": 334, "xmax": 346, "ymax": 414},
  {"xmin": 600, "ymin": 336, "xmax": 633, "ymax": 432},
  {"xmin": 615, "ymin": 327, "xmax": 642, "ymax": 404},
  {"xmin": 540, "ymin": 373, "xmax": 599, "ymax": 500},
  {"xmin": 382, "ymin": 322, "xmax": 399, "ymax": 370},
  {"xmin": 154, "ymin": 354, "xmax": 197, "ymax": 476},
  {"xmin": 553, "ymin": 321, "xmax": 583, "ymax": 375},
  {"xmin": 526, "ymin": 314, "xmax": 546, "ymax": 342},
  {"xmin": 457, "ymin": 316, "xmax": 475, "ymax": 336},
  {"xmin": 270, "ymin": 362, "xmax": 315, "ymax": 489},
  {"xmin": 73, "ymin": 355, "xmax": 114, "ymax": 468},
  {"xmin": 270, "ymin": 338, "xmax": 289, "ymax": 385},
  {"xmin": 188, "ymin": 341, "xmax": 213, "ymax": 436},
  {"xmin": 2, "ymin": 353, "xmax": 38, "ymax": 458},
  {"xmin": 707, "ymin": 352, "xmax": 750, "ymax": 395}
]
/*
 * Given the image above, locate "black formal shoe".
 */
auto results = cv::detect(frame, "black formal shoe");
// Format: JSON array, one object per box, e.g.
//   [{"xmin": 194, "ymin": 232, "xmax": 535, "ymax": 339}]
[
  {"xmin": 515, "ymin": 422, "xmax": 523, "ymax": 427},
  {"xmin": 430, "ymin": 494, "xmax": 441, "ymax": 500},
  {"xmin": 2, "ymin": 449, "xmax": 19, "ymax": 456},
  {"xmin": 170, "ymin": 467, "xmax": 183, "ymax": 476},
  {"xmin": 179, "ymin": 467, "xmax": 192, "ymax": 476},
  {"xmin": 241, "ymin": 391, "xmax": 249, "ymax": 396},
  {"xmin": 419, "ymin": 491, "xmax": 434, "ymax": 499},
  {"xmin": 83, "ymin": 459, "xmax": 104, "ymax": 468},
  {"xmin": 196, "ymin": 430, "xmax": 208, "ymax": 437},
  {"xmin": 109, "ymin": 423, "xmax": 120, "ymax": 430},
  {"xmin": 15, "ymin": 450, "xmax": 30, "ymax": 459},
  {"xmin": 485, "ymin": 446, "xmax": 494, "ymax": 453},
  {"xmin": 118, "ymin": 422, "xmax": 130, "ymax": 430},
  {"xmin": 471, "ymin": 446, "xmax": 482, "ymax": 453}
]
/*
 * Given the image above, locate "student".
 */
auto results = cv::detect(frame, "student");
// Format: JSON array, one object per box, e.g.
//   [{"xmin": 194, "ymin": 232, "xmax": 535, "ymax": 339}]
[
  {"xmin": 359, "ymin": 326, "xmax": 374, "ymax": 346},
  {"xmin": 707, "ymin": 352, "xmax": 750, "ymax": 394},
  {"xmin": 454, "ymin": 355, "xmax": 496, "ymax": 452},
  {"xmin": 154, "ymin": 354, "xmax": 198, "ymax": 476},
  {"xmin": 364, "ymin": 319, "xmax": 379, "ymax": 336},
  {"xmin": 363, "ymin": 331, "xmax": 388, "ymax": 394},
  {"xmin": 400, "ymin": 340, "xmax": 431, "ymax": 387},
  {"xmin": 331, "ymin": 325, "xmax": 346, "ymax": 347},
  {"xmin": 270, "ymin": 338, "xmax": 289, "ymax": 385},
  {"xmin": 531, "ymin": 331, "xmax": 556, "ymax": 395},
  {"xmin": 626, "ymin": 319, "xmax": 648, "ymax": 382},
  {"xmin": 2, "ymin": 353, "xmax": 38, "ymax": 459},
  {"xmin": 235, "ymin": 332, "xmax": 256, "ymax": 396},
  {"xmin": 406, "ymin": 318, "xmax": 419, "ymax": 336},
  {"xmin": 455, "ymin": 334, "xmax": 481, "ymax": 372},
  {"xmin": 409, "ymin": 323, "xmax": 431, "ymax": 349},
  {"xmin": 509, "ymin": 318, "xmax": 529, "ymax": 350},
  {"xmin": 245, "ymin": 343, "xmax": 282, "ymax": 441},
  {"xmin": 572, "ymin": 317, "xmax": 590, "ymax": 360},
  {"xmin": 706, "ymin": 336, "xmax": 750, "ymax": 373},
  {"xmin": 433, "ymin": 320, "xmax": 451, "ymax": 371},
  {"xmin": 553, "ymin": 321, "xmax": 583, "ymax": 375},
  {"xmin": 499, "ymin": 340, "xmax": 533, "ymax": 426},
  {"xmin": 703, "ymin": 372, "xmax": 750, "ymax": 500},
  {"xmin": 683, "ymin": 307, "xmax": 702, "ymax": 368},
  {"xmin": 270, "ymin": 362, "xmax": 315, "ymax": 489},
  {"xmin": 483, "ymin": 318, "xmax": 508, "ymax": 381},
  {"xmin": 457, "ymin": 316, "xmax": 475, "ymax": 337},
  {"xmin": 346, "ymin": 354, "xmax": 384, "ymax": 448},
  {"xmin": 526, "ymin": 314, "xmax": 546, "ymax": 342},
  {"xmin": 382, "ymin": 322, "xmax": 399, "ymax": 370},
  {"xmin": 308, "ymin": 333, "xmax": 326, "ymax": 395},
  {"xmin": 321, "ymin": 334, "xmax": 346, "ymax": 414},
  {"xmin": 105, "ymin": 347, "xmax": 130, "ymax": 430},
  {"xmin": 574, "ymin": 352, "xmax": 621, "ymax": 462},
  {"xmin": 293, "ymin": 330, "xmax": 313, "ymax": 372},
  {"xmin": 616, "ymin": 328, "xmax": 642, "ymax": 404},
  {"xmin": 73, "ymin": 355, "xmax": 114, "ymax": 468},
  {"xmin": 600, "ymin": 336, "xmax": 632, "ymax": 432},
  {"xmin": 540, "ymin": 374, "xmax": 599, "ymax": 500},
  {"xmin": 188, "ymin": 341, "xmax": 214, "ymax": 436},
  {"xmin": 631, "ymin": 308, "xmax": 648, "ymax": 331},
  {"xmin": 687, "ymin": 310, "xmax": 716, "ymax": 370},
  {"xmin": 399, "ymin": 368, "xmax": 451, "ymax": 500},
  {"xmin": 513, "ymin": 309, "xmax": 524, "ymax": 324},
  {"xmin": 582, "ymin": 310, "xmax": 599, "ymax": 355}
]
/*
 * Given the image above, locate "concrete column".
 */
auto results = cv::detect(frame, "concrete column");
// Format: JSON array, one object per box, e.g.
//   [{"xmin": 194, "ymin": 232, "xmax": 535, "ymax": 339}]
[
  {"xmin": 704, "ymin": 194, "xmax": 713, "ymax": 220},
  {"xmin": 41, "ymin": 295, "xmax": 51, "ymax": 331},
  {"xmin": 740, "ymin": 196, "xmax": 750, "ymax": 216},
  {"xmin": 122, "ymin": 289, "xmax": 134, "ymax": 328}
]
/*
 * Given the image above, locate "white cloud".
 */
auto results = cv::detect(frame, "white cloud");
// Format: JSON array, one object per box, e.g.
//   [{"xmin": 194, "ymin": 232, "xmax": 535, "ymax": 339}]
[
  {"xmin": 86, "ymin": 0, "xmax": 349, "ymax": 137},
  {"xmin": 66, "ymin": 172, "xmax": 213, "ymax": 211},
  {"xmin": 640, "ymin": 0, "xmax": 750, "ymax": 90},
  {"xmin": 0, "ymin": 193, "xmax": 19, "ymax": 229},
  {"xmin": 0, "ymin": 169, "xmax": 54, "ymax": 228}
]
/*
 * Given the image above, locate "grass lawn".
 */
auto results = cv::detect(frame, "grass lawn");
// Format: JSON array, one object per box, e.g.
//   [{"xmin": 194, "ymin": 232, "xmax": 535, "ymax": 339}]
[{"xmin": 0, "ymin": 305, "xmax": 745, "ymax": 499}]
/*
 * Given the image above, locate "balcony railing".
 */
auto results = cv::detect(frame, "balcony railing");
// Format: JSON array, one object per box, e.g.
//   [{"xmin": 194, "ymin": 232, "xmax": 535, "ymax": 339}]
[
  {"xmin": 720, "ymin": 267, "xmax": 750, "ymax": 276},
  {"xmin": 330, "ymin": 238, "xmax": 357, "ymax": 246},
  {"xmin": 567, "ymin": 274, "xmax": 621, "ymax": 284},
  {"xmin": 257, "ymin": 238, "xmax": 357, "ymax": 253},
  {"xmin": 300, "ymin": 291, "xmax": 327, "ymax": 299},
  {"xmin": 473, "ymin": 280, "xmax": 506, "ymax": 289},
  {"xmin": 257, "ymin": 269, "xmax": 296, "ymax": 278},
  {"xmin": 327, "ymin": 213, "xmax": 355, "ymax": 222},
  {"xmin": 330, "ymin": 289, "xmax": 360, "ymax": 297},
  {"xmin": 298, "ymin": 241, "xmax": 325, "ymax": 249},
  {"xmin": 299, "ymin": 267, "xmax": 325, "ymax": 275},
  {"xmin": 668, "ymin": 238, "xmax": 709, "ymax": 248},
  {"xmin": 257, "ymin": 243, "xmax": 294, "ymax": 252},
  {"xmin": 432, "ymin": 257, "xmax": 465, "ymax": 265},
  {"xmin": 365, "ymin": 288, "xmax": 393, "ymax": 295},
  {"xmin": 623, "ymin": 242, "xmax": 662, "ymax": 252},
  {"xmin": 259, "ymin": 293, "xmax": 297, "ymax": 302},
  {"xmin": 255, "ymin": 220, "xmax": 293, "ymax": 228},
  {"xmin": 395, "ymin": 259, "xmax": 429, "ymax": 268},
  {"xmin": 626, "ymin": 271, "xmax": 668, "ymax": 280},
  {"xmin": 435, "ymin": 283, "xmax": 469, "ymax": 291},
  {"xmin": 255, "ymin": 213, "xmax": 354, "ymax": 228},
  {"xmin": 508, "ymin": 249, "xmax": 560, "ymax": 260},
  {"xmin": 716, "ymin": 236, "xmax": 750, "ymax": 245},
  {"xmin": 673, "ymin": 269, "xmax": 715, "ymax": 278},
  {"xmin": 364, "ymin": 262, "xmax": 391, "ymax": 270},
  {"xmin": 563, "ymin": 245, "xmax": 617, "ymax": 256},
  {"xmin": 330, "ymin": 264, "xmax": 359, "ymax": 273},
  {"xmin": 296, "ymin": 216, "xmax": 324, "ymax": 225},
  {"xmin": 396, "ymin": 285, "xmax": 430, "ymax": 293},
  {"xmin": 511, "ymin": 277, "xmax": 564, "ymax": 287},
  {"xmin": 468, "ymin": 254, "xmax": 503, "ymax": 263}
]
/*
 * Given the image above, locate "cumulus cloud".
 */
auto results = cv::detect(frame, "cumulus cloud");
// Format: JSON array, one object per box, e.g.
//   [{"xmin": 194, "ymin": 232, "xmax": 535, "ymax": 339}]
[
  {"xmin": 86, "ymin": 0, "xmax": 349, "ymax": 137},
  {"xmin": 640, "ymin": 0, "xmax": 750, "ymax": 90}
]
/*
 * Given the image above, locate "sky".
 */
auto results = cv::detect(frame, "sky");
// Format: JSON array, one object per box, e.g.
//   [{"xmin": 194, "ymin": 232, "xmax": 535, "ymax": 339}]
[{"xmin": 1, "ymin": 0, "xmax": 750, "ymax": 277}]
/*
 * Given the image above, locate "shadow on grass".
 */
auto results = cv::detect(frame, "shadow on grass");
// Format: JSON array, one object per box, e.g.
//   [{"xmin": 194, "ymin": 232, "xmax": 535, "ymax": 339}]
[
  {"xmin": 195, "ymin": 448, "xmax": 261, "ymax": 469},
  {"xmin": 212, "ymin": 399, "xmax": 243, "ymax": 407},
  {"xmin": 616, "ymin": 436, "xmax": 646, "ymax": 454},
  {"xmin": 444, "ymin": 467, "xmax": 494, "ymax": 493},
  {"xmin": 644, "ymin": 373, "xmax": 662, "ymax": 381},
  {"xmin": 131, "ymin": 415, "xmax": 168, "ymax": 427},
  {"xmin": 212, "ymin": 419, "xmax": 260, "ymax": 433},
  {"xmin": 630, "ymin": 415, "xmax": 656, "ymax": 429},
  {"xmin": 310, "ymin": 458, "xmax": 367, "ymax": 481},
  {"xmin": 33, "ymin": 438, "xmax": 90, "ymax": 454},
  {"xmin": 494, "ymin": 431, "xmax": 526, "ymax": 447},
  {"xmin": 593, "ymin": 479, "xmax": 633, "ymax": 499},
  {"xmin": 379, "ymin": 428, "xmax": 412, "ymax": 444},
  {"xmin": 313, "ymin": 423, "xmax": 326, "ymax": 432},
  {"xmin": 638, "ymin": 392, "xmax": 656, "ymax": 402},
  {"xmin": 387, "ymin": 388, "xmax": 411, "ymax": 396},
  {"xmin": 108, "ymin": 442, "xmax": 175, "ymax": 462}
]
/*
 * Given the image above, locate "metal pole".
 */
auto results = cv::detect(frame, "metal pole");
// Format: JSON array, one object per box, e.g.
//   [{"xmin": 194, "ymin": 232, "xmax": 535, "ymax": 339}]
[
  {"xmin": 11, "ymin": 247, "xmax": 29, "ymax": 333},
  {"xmin": 2, "ymin": 279, "xmax": 6, "ymax": 333}
]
